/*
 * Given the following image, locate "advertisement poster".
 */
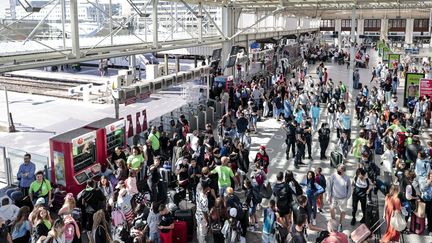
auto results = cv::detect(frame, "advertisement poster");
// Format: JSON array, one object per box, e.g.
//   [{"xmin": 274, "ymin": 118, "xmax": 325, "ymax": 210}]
[
  {"xmin": 53, "ymin": 151, "xmax": 66, "ymax": 186},
  {"xmin": 420, "ymin": 79, "xmax": 432, "ymax": 97},
  {"xmin": 388, "ymin": 54, "xmax": 400, "ymax": 70},
  {"xmin": 382, "ymin": 47, "xmax": 390, "ymax": 61},
  {"xmin": 404, "ymin": 73, "xmax": 425, "ymax": 106},
  {"xmin": 377, "ymin": 41, "xmax": 385, "ymax": 56}
]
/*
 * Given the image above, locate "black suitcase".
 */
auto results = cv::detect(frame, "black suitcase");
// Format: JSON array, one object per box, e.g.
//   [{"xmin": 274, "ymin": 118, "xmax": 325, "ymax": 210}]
[
  {"xmin": 365, "ymin": 198, "xmax": 380, "ymax": 229},
  {"xmin": 174, "ymin": 209, "xmax": 194, "ymax": 241},
  {"xmin": 330, "ymin": 151, "xmax": 343, "ymax": 168}
]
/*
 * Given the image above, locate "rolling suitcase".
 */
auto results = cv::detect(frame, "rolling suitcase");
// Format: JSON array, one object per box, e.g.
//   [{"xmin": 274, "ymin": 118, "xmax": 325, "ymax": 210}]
[
  {"xmin": 160, "ymin": 230, "xmax": 172, "ymax": 243},
  {"xmin": 351, "ymin": 219, "xmax": 385, "ymax": 243},
  {"xmin": 365, "ymin": 197, "xmax": 380, "ymax": 229},
  {"xmin": 161, "ymin": 168, "xmax": 176, "ymax": 189},
  {"xmin": 173, "ymin": 221, "xmax": 188, "ymax": 243},
  {"xmin": 330, "ymin": 151, "xmax": 343, "ymax": 168},
  {"xmin": 174, "ymin": 209, "xmax": 194, "ymax": 241},
  {"xmin": 410, "ymin": 212, "xmax": 426, "ymax": 234}
]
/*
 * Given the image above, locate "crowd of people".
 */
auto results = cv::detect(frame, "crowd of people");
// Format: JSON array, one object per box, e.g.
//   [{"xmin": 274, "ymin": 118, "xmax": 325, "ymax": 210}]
[{"xmin": 0, "ymin": 45, "xmax": 432, "ymax": 243}]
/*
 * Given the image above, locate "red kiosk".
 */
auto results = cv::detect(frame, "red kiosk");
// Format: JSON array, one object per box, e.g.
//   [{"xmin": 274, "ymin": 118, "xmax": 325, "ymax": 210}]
[
  {"xmin": 50, "ymin": 128, "xmax": 99, "ymax": 195},
  {"xmin": 84, "ymin": 117, "xmax": 126, "ymax": 166}
]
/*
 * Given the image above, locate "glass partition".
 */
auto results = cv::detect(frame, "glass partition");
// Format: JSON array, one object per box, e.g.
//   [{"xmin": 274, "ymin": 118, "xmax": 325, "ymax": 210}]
[{"xmin": 6, "ymin": 147, "xmax": 49, "ymax": 185}]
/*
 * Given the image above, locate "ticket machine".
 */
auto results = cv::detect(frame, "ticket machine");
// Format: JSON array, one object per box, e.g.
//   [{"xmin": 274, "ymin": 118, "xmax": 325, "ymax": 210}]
[
  {"xmin": 50, "ymin": 128, "xmax": 100, "ymax": 195},
  {"xmin": 84, "ymin": 117, "xmax": 126, "ymax": 166}
]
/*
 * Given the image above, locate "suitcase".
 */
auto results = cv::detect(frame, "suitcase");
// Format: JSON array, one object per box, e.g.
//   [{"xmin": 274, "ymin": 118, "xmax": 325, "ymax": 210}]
[
  {"xmin": 351, "ymin": 219, "xmax": 385, "ymax": 243},
  {"xmin": 174, "ymin": 209, "xmax": 194, "ymax": 241},
  {"xmin": 410, "ymin": 213, "xmax": 426, "ymax": 234},
  {"xmin": 365, "ymin": 198, "xmax": 380, "ymax": 229},
  {"xmin": 157, "ymin": 181, "xmax": 168, "ymax": 204},
  {"xmin": 161, "ymin": 169, "xmax": 176, "ymax": 189},
  {"xmin": 173, "ymin": 221, "xmax": 188, "ymax": 243},
  {"xmin": 160, "ymin": 230, "xmax": 172, "ymax": 243},
  {"xmin": 330, "ymin": 151, "xmax": 343, "ymax": 168}
]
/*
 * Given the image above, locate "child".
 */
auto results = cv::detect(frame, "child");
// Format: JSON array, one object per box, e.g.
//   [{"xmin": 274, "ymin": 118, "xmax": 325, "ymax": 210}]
[{"xmin": 315, "ymin": 168, "xmax": 326, "ymax": 213}]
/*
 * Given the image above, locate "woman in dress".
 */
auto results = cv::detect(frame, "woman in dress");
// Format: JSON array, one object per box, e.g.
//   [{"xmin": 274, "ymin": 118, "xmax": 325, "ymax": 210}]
[{"xmin": 381, "ymin": 184, "xmax": 402, "ymax": 243}]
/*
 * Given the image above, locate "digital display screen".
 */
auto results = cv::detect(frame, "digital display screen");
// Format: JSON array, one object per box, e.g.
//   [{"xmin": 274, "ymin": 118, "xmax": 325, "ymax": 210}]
[
  {"xmin": 230, "ymin": 46, "xmax": 240, "ymax": 56},
  {"xmin": 73, "ymin": 141, "xmax": 95, "ymax": 173},
  {"xmin": 212, "ymin": 49, "xmax": 222, "ymax": 60},
  {"xmin": 107, "ymin": 128, "xmax": 125, "ymax": 155},
  {"xmin": 226, "ymin": 56, "xmax": 237, "ymax": 68},
  {"xmin": 75, "ymin": 172, "xmax": 90, "ymax": 184}
]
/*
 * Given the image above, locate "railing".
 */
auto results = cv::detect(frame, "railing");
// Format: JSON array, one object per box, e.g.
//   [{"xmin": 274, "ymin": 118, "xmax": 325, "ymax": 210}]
[{"xmin": 0, "ymin": 146, "xmax": 50, "ymax": 188}]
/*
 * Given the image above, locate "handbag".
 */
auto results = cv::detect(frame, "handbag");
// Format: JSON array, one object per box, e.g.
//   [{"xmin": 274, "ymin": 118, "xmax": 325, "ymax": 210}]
[
  {"xmin": 260, "ymin": 182, "xmax": 273, "ymax": 199},
  {"xmin": 390, "ymin": 210, "xmax": 407, "ymax": 231},
  {"xmin": 415, "ymin": 201, "xmax": 426, "ymax": 218}
]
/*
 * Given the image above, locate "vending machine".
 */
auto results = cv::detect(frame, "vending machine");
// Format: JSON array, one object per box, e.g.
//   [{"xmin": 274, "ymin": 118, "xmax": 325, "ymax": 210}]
[
  {"xmin": 84, "ymin": 117, "xmax": 126, "ymax": 166},
  {"xmin": 50, "ymin": 128, "xmax": 100, "ymax": 195}
]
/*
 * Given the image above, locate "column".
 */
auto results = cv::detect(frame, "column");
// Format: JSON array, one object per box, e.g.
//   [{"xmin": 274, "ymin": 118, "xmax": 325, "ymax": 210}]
[
  {"xmin": 405, "ymin": 19, "xmax": 414, "ymax": 45},
  {"xmin": 164, "ymin": 54, "xmax": 169, "ymax": 75},
  {"xmin": 175, "ymin": 55, "xmax": 180, "ymax": 73},
  {"xmin": 357, "ymin": 19, "xmax": 364, "ymax": 44},
  {"xmin": 129, "ymin": 55, "xmax": 137, "ymax": 78},
  {"xmin": 349, "ymin": 7, "xmax": 356, "ymax": 94},
  {"xmin": 198, "ymin": 3, "xmax": 203, "ymax": 43},
  {"xmin": 70, "ymin": 0, "xmax": 80, "ymax": 57},
  {"xmin": 380, "ymin": 18, "xmax": 388, "ymax": 42},
  {"xmin": 152, "ymin": 0, "xmax": 159, "ymax": 48},
  {"xmin": 221, "ymin": 7, "xmax": 235, "ymax": 75},
  {"xmin": 335, "ymin": 19, "xmax": 342, "ymax": 48}
]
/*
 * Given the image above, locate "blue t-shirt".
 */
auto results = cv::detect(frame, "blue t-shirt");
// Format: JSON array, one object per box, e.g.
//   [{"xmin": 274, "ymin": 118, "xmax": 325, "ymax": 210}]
[
  {"xmin": 340, "ymin": 114, "xmax": 351, "ymax": 129},
  {"xmin": 12, "ymin": 221, "xmax": 31, "ymax": 240},
  {"xmin": 311, "ymin": 106, "xmax": 320, "ymax": 118},
  {"xmin": 295, "ymin": 110, "xmax": 304, "ymax": 124}
]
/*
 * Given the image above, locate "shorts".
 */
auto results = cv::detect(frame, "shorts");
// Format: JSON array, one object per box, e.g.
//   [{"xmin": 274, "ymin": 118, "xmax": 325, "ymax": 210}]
[
  {"xmin": 330, "ymin": 198, "xmax": 348, "ymax": 212},
  {"xmin": 277, "ymin": 205, "xmax": 292, "ymax": 217}
]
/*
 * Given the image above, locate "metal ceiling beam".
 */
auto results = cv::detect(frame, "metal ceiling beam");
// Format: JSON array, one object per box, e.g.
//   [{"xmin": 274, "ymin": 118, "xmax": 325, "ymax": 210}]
[{"xmin": 0, "ymin": 28, "xmax": 318, "ymax": 73}]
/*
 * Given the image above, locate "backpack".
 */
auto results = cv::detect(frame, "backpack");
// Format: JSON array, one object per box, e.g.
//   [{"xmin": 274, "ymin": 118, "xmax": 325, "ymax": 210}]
[
  {"xmin": 255, "ymin": 171, "xmax": 265, "ymax": 186},
  {"xmin": 227, "ymin": 196, "xmax": 244, "ymax": 220},
  {"xmin": 252, "ymin": 186, "xmax": 263, "ymax": 204},
  {"xmin": 112, "ymin": 209, "xmax": 126, "ymax": 227},
  {"xmin": 64, "ymin": 222, "xmax": 76, "ymax": 242},
  {"xmin": 375, "ymin": 137, "xmax": 384, "ymax": 155},
  {"xmin": 113, "ymin": 222, "xmax": 132, "ymax": 243}
]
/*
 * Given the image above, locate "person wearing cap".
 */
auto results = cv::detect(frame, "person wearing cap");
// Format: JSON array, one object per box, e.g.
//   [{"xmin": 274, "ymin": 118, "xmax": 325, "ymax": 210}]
[
  {"xmin": 327, "ymin": 164, "xmax": 352, "ymax": 232},
  {"xmin": 28, "ymin": 171, "xmax": 52, "ymax": 207},
  {"xmin": 17, "ymin": 153, "xmax": 36, "ymax": 198},
  {"xmin": 211, "ymin": 156, "xmax": 238, "ymax": 197}
]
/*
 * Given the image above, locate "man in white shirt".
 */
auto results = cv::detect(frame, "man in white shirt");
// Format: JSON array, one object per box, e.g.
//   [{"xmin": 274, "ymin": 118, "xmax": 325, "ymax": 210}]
[
  {"xmin": 327, "ymin": 164, "xmax": 352, "ymax": 232},
  {"xmin": 252, "ymin": 86, "xmax": 262, "ymax": 108},
  {"xmin": 381, "ymin": 143, "xmax": 394, "ymax": 186}
]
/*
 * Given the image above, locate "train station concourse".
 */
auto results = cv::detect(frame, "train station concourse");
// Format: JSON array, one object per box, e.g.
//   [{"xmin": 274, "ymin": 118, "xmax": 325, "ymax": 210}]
[{"xmin": 1, "ymin": 0, "xmax": 432, "ymax": 242}]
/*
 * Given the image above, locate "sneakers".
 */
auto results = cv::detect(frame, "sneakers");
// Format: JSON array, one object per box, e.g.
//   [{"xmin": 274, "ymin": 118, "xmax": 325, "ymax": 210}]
[
  {"xmin": 351, "ymin": 217, "xmax": 356, "ymax": 226},
  {"xmin": 338, "ymin": 224, "xmax": 343, "ymax": 232},
  {"xmin": 318, "ymin": 208, "xmax": 324, "ymax": 213},
  {"xmin": 247, "ymin": 226, "xmax": 255, "ymax": 232},
  {"xmin": 312, "ymin": 218, "xmax": 317, "ymax": 226},
  {"xmin": 254, "ymin": 224, "xmax": 259, "ymax": 231}
]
